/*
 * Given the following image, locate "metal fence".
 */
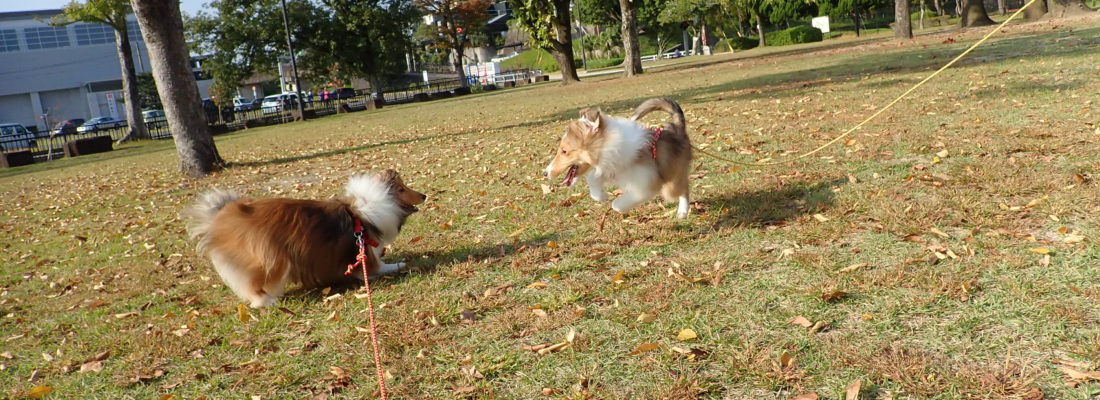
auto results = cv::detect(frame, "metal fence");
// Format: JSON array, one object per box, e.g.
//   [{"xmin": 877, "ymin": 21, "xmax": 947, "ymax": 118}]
[{"xmin": 2, "ymin": 78, "xmax": 479, "ymax": 164}]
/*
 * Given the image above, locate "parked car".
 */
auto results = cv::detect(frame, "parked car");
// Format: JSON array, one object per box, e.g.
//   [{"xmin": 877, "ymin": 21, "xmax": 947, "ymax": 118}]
[
  {"xmin": 52, "ymin": 118, "xmax": 85, "ymax": 135},
  {"xmin": 261, "ymin": 93, "xmax": 300, "ymax": 114},
  {"xmin": 328, "ymin": 88, "xmax": 357, "ymax": 100},
  {"xmin": 142, "ymin": 110, "xmax": 167, "ymax": 129},
  {"xmin": 0, "ymin": 123, "xmax": 37, "ymax": 152},
  {"xmin": 77, "ymin": 117, "xmax": 127, "ymax": 133},
  {"xmin": 232, "ymin": 97, "xmax": 263, "ymax": 112}
]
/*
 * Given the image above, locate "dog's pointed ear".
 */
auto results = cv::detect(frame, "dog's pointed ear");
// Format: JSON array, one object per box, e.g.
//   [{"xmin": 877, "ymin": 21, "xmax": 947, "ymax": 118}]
[
  {"xmin": 379, "ymin": 169, "xmax": 398, "ymax": 183},
  {"xmin": 578, "ymin": 108, "xmax": 602, "ymax": 134}
]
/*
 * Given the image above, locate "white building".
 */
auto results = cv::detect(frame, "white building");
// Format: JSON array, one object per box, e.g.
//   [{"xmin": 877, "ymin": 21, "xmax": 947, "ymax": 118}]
[{"xmin": 0, "ymin": 9, "xmax": 210, "ymax": 132}]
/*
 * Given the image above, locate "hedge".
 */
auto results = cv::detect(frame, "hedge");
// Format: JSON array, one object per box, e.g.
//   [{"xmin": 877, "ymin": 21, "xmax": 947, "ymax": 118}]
[
  {"xmin": 764, "ymin": 26, "xmax": 823, "ymax": 47},
  {"xmin": 717, "ymin": 36, "xmax": 760, "ymax": 52}
]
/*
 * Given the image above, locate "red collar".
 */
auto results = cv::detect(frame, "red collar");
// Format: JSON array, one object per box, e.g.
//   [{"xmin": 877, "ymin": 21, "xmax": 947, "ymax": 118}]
[
  {"xmin": 352, "ymin": 218, "xmax": 380, "ymax": 248},
  {"xmin": 649, "ymin": 126, "xmax": 663, "ymax": 160}
]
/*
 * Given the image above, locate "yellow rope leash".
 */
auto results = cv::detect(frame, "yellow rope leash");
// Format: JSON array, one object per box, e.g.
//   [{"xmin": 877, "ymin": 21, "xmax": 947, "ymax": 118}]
[{"xmin": 693, "ymin": 0, "xmax": 1039, "ymax": 167}]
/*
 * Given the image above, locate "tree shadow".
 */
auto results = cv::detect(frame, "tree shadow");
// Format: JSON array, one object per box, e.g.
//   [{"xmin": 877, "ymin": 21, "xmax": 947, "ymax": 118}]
[{"xmin": 701, "ymin": 178, "xmax": 845, "ymax": 229}]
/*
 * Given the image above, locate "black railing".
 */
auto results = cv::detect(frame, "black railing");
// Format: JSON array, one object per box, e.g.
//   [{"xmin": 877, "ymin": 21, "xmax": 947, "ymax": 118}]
[{"xmin": 2, "ymin": 78, "xmax": 483, "ymax": 165}]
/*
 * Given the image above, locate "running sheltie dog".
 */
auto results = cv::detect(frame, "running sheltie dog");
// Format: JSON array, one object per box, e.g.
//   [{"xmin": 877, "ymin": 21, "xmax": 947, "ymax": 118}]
[
  {"xmin": 544, "ymin": 98, "xmax": 692, "ymax": 218},
  {"xmin": 185, "ymin": 170, "xmax": 426, "ymax": 308}
]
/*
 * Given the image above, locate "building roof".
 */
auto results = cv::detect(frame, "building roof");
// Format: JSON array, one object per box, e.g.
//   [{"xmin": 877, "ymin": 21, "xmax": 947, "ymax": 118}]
[{"xmin": 0, "ymin": 9, "xmax": 63, "ymax": 22}]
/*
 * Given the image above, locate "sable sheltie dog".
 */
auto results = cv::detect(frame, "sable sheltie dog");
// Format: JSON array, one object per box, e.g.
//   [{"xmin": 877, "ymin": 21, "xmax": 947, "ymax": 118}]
[
  {"xmin": 544, "ymin": 98, "xmax": 693, "ymax": 218},
  {"xmin": 185, "ymin": 170, "xmax": 426, "ymax": 308}
]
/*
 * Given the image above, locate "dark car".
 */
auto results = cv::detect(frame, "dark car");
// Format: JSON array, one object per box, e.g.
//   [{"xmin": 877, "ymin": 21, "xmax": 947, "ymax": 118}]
[
  {"xmin": 328, "ymin": 88, "xmax": 357, "ymax": 100},
  {"xmin": 77, "ymin": 117, "xmax": 127, "ymax": 133},
  {"xmin": 52, "ymin": 118, "xmax": 85, "ymax": 135}
]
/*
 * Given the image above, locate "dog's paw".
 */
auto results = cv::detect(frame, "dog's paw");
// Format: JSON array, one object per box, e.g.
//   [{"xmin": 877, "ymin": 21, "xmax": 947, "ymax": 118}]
[
  {"xmin": 250, "ymin": 295, "xmax": 276, "ymax": 308},
  {"xmin": 590, "ymin": 191, "xmax": 608, "ymax": 202},
  {"xmin": 676, "ymin": 210, "xmax": 689, "ymax": 219},
  {"xmin": 611, "ymin": 198, "xmax": 630, "ymax": 214},
  {"xmin": 377, "ymin": 262, "xmax": 406, "ymax": 276}
]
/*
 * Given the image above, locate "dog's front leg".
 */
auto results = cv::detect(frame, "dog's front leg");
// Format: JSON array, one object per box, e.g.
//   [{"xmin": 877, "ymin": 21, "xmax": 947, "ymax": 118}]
[
  {"xmin": 611, "ymin": 190, "xmax": 650, "ymax": 214},
  {"xmin": 373, "ymin": 246, "xmax": 406, "ymax": 276},
  {"xmin": 586, "ymin": 172, "xmax": 608, "ymax": 202}
]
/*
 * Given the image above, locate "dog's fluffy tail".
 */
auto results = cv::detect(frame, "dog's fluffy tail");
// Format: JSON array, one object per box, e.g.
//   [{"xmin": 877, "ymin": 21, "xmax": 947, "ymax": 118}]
[
  {"xmin": 183, "ymin": 189, "xmax": 241, "ymax": 253},
  {"xmin": 630, "ymin": 98, "xmax": 686, "ymax": 134}
]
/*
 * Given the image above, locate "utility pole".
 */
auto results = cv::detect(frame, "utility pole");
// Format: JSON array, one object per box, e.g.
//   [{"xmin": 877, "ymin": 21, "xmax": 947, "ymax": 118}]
[
  {"xmin": 279, "ymin": 0, "xmax": 306, "ymax": 121},
  {"xmin": 573, "ymin": 2, "xmax": 588, "ymax": 71}
]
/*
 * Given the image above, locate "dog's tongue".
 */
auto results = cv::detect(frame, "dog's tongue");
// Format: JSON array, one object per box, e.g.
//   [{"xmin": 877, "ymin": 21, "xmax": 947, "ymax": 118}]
[{"xmin": 562, "ymin": 166, "xmax": 577, "ymax": 186}]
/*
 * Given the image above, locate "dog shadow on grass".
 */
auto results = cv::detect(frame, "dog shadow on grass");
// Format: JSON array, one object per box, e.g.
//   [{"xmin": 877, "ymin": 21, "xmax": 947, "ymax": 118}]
[
  {"xmin": 700, "ymin": 178, "xmax": 845, "ymax": 229},
  {"xmin": 280, "ymin": 234, "xmax": 560, "ymax": 303}
]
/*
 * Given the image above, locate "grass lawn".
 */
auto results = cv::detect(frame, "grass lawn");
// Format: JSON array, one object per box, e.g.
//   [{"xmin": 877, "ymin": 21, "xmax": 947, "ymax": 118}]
[{"xmin": 2, "ymin": 15, "xmax": 1099, "ymax": 399}]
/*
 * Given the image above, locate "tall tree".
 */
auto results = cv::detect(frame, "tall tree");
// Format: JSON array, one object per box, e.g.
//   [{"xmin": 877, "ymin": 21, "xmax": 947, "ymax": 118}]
[
  {"xmin": 620, "ymin": 0, "xmax": 644, "ymax": 76},
  {"xmin": 53, "ymin": 0, "xmax": 149, "ymax": 143},
  {"xmin": 1040, "ymin": 0, "xmax": 1094, "ymax": 18},
  {"xmin": 893, "ymin": 0, "xmax": 912, "ymax": 38},
  {"xmin": 660, "ymin": 0, "xmax": 720, "ymax": 51},
  {"xmin": 416, "ymin": 0, "xmax": 492, "ymax": 87},
  {"xmin": 187, "ymin": 0, "xmax": 319, "ymax": 107},
  {"xmin": 959, "ymin": 0, "xmax": 995, "ymax": 27},
  {"xmin": 509, "ymin": 0, "xmax": 581, "ymax": 83},
  {"xmin": 307, "ymin": 0, "xmax": 418, "ymax": 92},
  {"xmin": 132, "ymin": 0, "xmax": 225, "ymax": 177}
]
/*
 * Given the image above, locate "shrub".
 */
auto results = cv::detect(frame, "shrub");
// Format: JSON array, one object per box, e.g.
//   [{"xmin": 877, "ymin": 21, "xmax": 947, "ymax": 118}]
[
  {"xmin": 716, "ymin": 36, "xmax": 760, "ymax": 52},
  {"xmin": 911, "ymin": 10, "xmax": 939, "ymax": 20},
  {"xmin": 586, "ymin": 57, "xmax": 623, "ymax": 69},
  {"xmin": 764, "ymin": 26, "xmax": 823, "ymax": 46}
]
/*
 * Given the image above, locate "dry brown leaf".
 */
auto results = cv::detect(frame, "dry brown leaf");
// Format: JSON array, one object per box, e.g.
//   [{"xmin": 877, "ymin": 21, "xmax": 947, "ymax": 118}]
[
  {"xmin": 788, "ymin": 316, "xmax": 813, "ymax": 328},
  {"xmin": 837, "ymin": 263, "xmax": 866, "ymax": 273},
  {"xmin": 1029, "ymin": 247, "xmax": 1050, "ymax": 255},
  {"xmin": 611, "ymin": 270, "xmax": 626, "ymax": 284},
  {"xmin": 792, "ymin": 393, "xmax": 819, "ymax": 400},
  {"xmin": 821, "ymin": 291, "xmax": 847, "ymax": 302},
  {"xmin": 1058, "ymin": 365, "xmax": 1100, "ymax": 382},
  {"xmin": 845, "ymin": 379, "xmax": 862, "ymax": 400},
  {"xmin": 627, "ymin": 342, "xmax": 659, "ymax": 356},
  {"xmin": 676, "ymin": 328, "xmax": 698, "ymax": 341},
  {"xmin": 525, "ymin": 281, "xmax": 547, "ymax": 289},
  {"xmin": 237, "ymin": 304, "xmax": 251, "ymax": 323},
  {"xmin": 637, "ymin": 313, "xmax": 656, "ymax": 323},
  {"xmin": 812, "ymin": 213, "xmax": 829, "ymax": 222}
]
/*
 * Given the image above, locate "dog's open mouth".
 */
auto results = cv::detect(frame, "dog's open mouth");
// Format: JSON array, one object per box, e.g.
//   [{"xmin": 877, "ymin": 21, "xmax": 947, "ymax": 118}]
[{"xmin": 562, "ymin": 165, "xmax": 579, "ymax": 186}]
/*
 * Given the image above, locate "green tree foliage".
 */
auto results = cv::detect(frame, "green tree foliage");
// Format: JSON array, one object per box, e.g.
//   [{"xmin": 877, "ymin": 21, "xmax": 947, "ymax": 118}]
[
  {"xmin": 304, "ymin": 0, "xmax": 418, "ymax": 92},
  {"xmin": 136, "ymin": 73, "xmax": 162, "ymax": 110},
  {"xmin": 188, "ymin": 0, "xmax": 415, "ymax": 102}
]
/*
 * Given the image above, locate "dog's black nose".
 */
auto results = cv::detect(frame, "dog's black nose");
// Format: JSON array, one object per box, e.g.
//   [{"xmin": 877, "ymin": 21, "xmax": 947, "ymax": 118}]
[
  {"xmin": 420, "ymin": 194, "xmax": 427, "ymax": 201},
  {"xmin": 542, "ymin": 170, "xmax": 548, "ymax": 177}
]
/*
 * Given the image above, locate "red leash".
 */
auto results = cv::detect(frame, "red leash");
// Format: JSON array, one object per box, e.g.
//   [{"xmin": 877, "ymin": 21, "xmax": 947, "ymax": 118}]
[
  {"xmin": 649, "ymin": 126, "xmax": 663, "ymax": 160},
  {"xmin": 344, "ymin": 219, "xmax": 389, "ymax": 399}
]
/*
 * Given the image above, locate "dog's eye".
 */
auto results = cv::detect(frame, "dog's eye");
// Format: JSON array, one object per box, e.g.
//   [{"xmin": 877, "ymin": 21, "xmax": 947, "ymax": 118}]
[
  {"xmin": 560, "ymin": 149, "xmax": 567, "ymax": 154},
  {"xmin": 398, "ymin": 188, "xmax": 405, "ymax": 193}
]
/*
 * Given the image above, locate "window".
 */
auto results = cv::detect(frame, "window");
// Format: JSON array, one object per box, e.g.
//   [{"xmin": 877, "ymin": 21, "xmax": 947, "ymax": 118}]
[
  {"xmin": 126, "ymin": 20, "xmax": 143, "ymax": 42},
  {"xmin": 23, "ymin": 26, "xmax": 70, "ymax": 50},
  {"xmin": 0, "ymin": 29, "xmax": 17, "ymax": 52},
  {"xmin": 74, "ymin": 23, "xmax": 115, "ymax": 46}
]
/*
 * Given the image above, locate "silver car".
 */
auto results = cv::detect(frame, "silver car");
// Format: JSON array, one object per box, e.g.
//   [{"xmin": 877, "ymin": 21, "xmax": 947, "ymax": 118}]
[
  {"xmin": 77, "ymin": 117, "xmax": 128, "ymax": 133},
  {"xmin": 0, "ymin": 123, "xmax": 37, "ymax": 152}
]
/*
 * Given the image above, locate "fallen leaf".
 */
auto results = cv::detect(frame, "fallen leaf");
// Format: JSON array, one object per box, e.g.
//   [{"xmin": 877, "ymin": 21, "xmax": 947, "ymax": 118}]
[
  {"xmin": 809, "ymin": 321, "xmax": 828, "ymax": 334},
  {"xmin": 779, "ymin": 352, "xmax": 795, "ymax": 369},
  {"xmin": 546, "ymin": 240, "xmax": 558, "ymax": 248},
  {"xmin": 627, "ymin": 342, "xmax": 659, "ymax": 356},
  {"xmin": 460, "ymin": 309, "xmax": 478, "ymax": 323},
  {"xmin": 845, "ymin": 379, "xmax": 862, "ymax": 400},
  {"xmin": 1029, "ymin": 247, "xmax": 1050, "ymax": 255},
  {"xmin": 237, "ymin": 304, "xmax": 250, "ymax": 323},
  {"xmin": 611, "ymin": 270, "xmax": 626, "ymax": 285},
  {"xmin": 792, "ymin": 393, "xmax": 819, "ymax": 400},
  {"xmin": 812, "ymin": 213, "xmax": 829, "ymax": 222},
  {"xmin": 532, "ymin": 309, "xmax": 547, "ymax": 318},
  {"xmin": 637, "ymin": 313, "xmax": 656, "ymax": 323},
  {"xmin": 821, "ymin": 291, "xmax": 847, "ymax": 302},
  {"xmin": 1058, "ymin": 365, "xmax": 1100, "ymax": 382},
  {"xmin": 565, "ymin": 328, "xmax": 576, "ymax": 343},
  {"xmin": 676, "ymin": 328, "xmax": 698, "ymax": 341},
  {"xmin": 540, "ymin": 184, "xmax": 551, "ymax": 194},
  {"xmin": 26, "ymin": 386, "xmax": 54, "ymax": 398},
  {"xmin": 79, "ymin": 360, "xmax": 103, "ymax": 373},
  {"xmin": 788, "ymin": 316, "xmax": 813, "ymax": 328},
  {"xmin": 326, "ymin": 310, "xmax": 339, "ymax": 322},
  {"xmin": 837, "ymin": 263, "xmax": 866, "ymax": 273},
  {"xmin": 525, "ymin": 281, "xmax": 547, "ymax": 289}
]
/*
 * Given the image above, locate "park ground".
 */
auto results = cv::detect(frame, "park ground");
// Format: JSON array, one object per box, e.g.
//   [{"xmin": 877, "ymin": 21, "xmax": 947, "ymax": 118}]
[{"xmin": 2, "ymin": 14, "xmax": 1099, "ymax": 399}]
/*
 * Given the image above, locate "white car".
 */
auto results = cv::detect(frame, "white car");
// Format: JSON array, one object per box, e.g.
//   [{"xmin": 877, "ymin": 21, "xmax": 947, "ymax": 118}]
[
  {"xmin": 77, "ymin": 117, "xmax": 127, "ymax": 133},
  {"xmin": 261, "ymin": 93, "xmax": 299, "ymax": 114}
]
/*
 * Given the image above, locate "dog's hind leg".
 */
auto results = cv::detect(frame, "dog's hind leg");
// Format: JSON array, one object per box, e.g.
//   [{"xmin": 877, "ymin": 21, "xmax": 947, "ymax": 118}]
[
  {"xmin": 612, "ymin": 189, "xmax": 653, "ymax": 214},
  {"xmin": 662, "ymin": 175, "xmax": 691, "ymax": 219},
  {"xmin": 210, "ymin": 251, "xmax": 275, "ymax": 308}
]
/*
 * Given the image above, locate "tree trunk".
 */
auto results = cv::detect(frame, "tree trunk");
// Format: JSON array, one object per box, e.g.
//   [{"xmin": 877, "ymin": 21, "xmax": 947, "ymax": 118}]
[
  {"xmin": 131, "ymin": 0, "xmax": 224, "ymax": 178},
  {"xmin": 997, "ymin": 0, "xmax": 1006, "ymax": 14},
  {"xmin": 753, "ymin": 9, "xmax": 766, "ymax": 47},
  {"xmin": 894, "ymin": 0, "xmax": 913, "ymax": 38},
  {"xmin": 453, "ymin": 45, "xmax": 468, "ymax": 87},
  {"xmin": 932, "ymin": 0, "xmax": 944, "ymax": 16},
  {"xmin": 550, "ymin": 0, "xmax": 580, "ymax": 84},
  {"xmin": 919, "ymin": 0, "xmax": 927, "ymax": 29},
  {"xmin": 114, "ymin": 27, "xmax": 149, "ymax": 143},
  {"xmin": 619, "ymin": 0, "xmax": 643, "ymax": 76},
  {"xmin": 960, "ymin": 0, "xmax": 996, "ymax": 27},
  {"xmin": 1024, "ymin": 0, "xmax": 1048, "ymax": 19},
  {"xmin": 1044, "ymin": 0, "xmax": 1093, "ymax": 17}
]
